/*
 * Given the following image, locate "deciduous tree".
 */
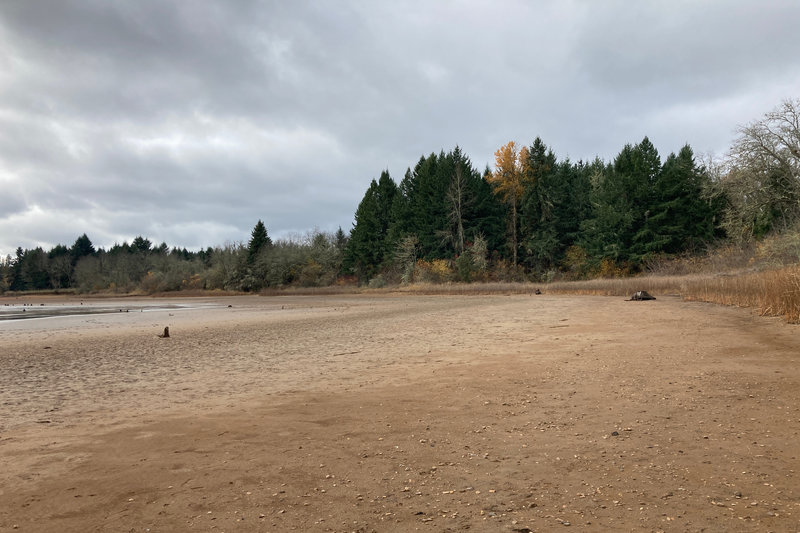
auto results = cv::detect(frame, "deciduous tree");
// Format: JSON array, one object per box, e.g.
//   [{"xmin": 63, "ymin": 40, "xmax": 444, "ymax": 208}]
[
  {"xmin": 721, "ymin": 98, "xmax": 800, "ymax": 239},
  {"xmin": 487, "ymin": 141, "xmax": 530, "ymax": 265}
]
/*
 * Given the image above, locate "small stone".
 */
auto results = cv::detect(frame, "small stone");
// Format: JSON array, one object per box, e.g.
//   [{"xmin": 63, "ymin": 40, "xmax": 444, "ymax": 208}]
[{"xmin": 611, "ymin": 431, "xmax": 619, "ymax": 437}]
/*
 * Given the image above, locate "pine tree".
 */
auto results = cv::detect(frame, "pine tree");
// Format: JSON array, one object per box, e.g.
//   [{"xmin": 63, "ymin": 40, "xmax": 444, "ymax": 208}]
[
  {"xmin": 70, "ymin": 234, "xmax": 95, "ymax": 264},
  {"xmin": 471, "ymin": 167, "xmax": 507, "ymax": 258},
  {"xmin": 390, "ymin": 153, "xmax": 450, "ymax": 259},
  {"xmin": 582, "ymin": 138, "xmax": 661, "ymax": 266},
  {"xmin": 9, "ymin": 247, "xmax": 25, "ymax": 291},
  {"xmin": 334, "ymin": 226, "xmax": 348, "ymax": 253},
  {"xmin": 247, "ymin": 220, "xmax": 272, "ymax": 264},
  {"xmin": 644, "ymin": 145, "xmax": 716, "ymax": 255},
  {"xmin": 343, "ymin": 171, "xmax": 398, "ymax": 280},
  {"xmin": 387, "ymin": 148, "xmax": 494, "ymax": 261},
  {"xmin": 519, "ymin": 138, "xmax": 558, "ymax": 270},
  {"xmin": 132, "ymin": 236, "xmax": 152, "ymax": 254},
  {"xmin": 520, "ymin": 139, "xmax": 592, "ymax": 271}
]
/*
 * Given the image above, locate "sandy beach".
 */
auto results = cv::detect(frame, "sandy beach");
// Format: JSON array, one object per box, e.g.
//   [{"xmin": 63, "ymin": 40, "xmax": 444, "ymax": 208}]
[{"xmin": 1, "ymin": 292, "xmax": 799, "ymax": 532}]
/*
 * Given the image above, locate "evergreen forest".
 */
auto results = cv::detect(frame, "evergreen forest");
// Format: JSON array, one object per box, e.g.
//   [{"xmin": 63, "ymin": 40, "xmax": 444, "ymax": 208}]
[{"xmin": 2, "ymin": 99, "xmax": 799, "ymax": 294}]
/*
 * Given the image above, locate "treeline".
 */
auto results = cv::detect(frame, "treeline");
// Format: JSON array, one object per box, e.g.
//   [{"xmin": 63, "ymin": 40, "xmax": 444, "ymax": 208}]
[
  {"xmin": 344, "ymin": 137, "xmax": 722, "ymax": 282},
  {"xmin": 343, "ymin": 98, "xmax": 800, "ymax": 284},
  {"xmin": 0, "ymin": 227, "xmax": 350, "ymax": 294},
  {"xmin": 2, "ymin": 98, "xmax": 798, "ymax": 293},
  {"xmin": 342, "ymin": 138, "xmax": 720, "ymax": 285}
]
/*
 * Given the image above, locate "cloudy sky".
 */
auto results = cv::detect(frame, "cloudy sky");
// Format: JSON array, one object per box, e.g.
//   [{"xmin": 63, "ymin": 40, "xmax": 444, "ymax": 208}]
[{"xmin": 1, "ymin": 0, "xmax": 799, "ymax": 257}]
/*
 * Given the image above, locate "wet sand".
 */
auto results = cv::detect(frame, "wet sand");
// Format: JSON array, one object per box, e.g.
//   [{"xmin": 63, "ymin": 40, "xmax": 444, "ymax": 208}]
[{"xmin": 1, "ymin": 293, "xmax": 799, "ymax": 532}]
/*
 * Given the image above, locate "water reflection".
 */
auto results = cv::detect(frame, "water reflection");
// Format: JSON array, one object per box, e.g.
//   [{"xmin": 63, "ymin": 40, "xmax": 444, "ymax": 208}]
[{"xmin": 0, "ymin": 303, "xmax": 215, "ymax": 321}]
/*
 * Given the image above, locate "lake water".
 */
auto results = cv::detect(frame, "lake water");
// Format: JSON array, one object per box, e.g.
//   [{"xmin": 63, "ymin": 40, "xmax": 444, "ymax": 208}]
[{"xmin": 0, "ymin": 302, "xmax": 219, "ymax": 321}]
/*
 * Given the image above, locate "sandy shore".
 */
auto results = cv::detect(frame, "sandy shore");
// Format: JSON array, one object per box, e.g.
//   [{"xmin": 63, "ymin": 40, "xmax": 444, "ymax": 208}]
[{"xmin": 1, "ymin": 293, "xmax": 799, "ymax": 532}]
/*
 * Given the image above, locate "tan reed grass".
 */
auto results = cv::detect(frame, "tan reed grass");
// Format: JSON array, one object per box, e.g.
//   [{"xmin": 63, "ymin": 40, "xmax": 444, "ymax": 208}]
[
  {"xmin": 252, "ymin": 266, "xmax": 800, "ymax": 324},
  {"xmin": 679, "ymin": 266, "xmax": 800, "ymax": 323},
  {"xmin": 391, "ymin": 267, "xmax": 800, "ymax": 323}
]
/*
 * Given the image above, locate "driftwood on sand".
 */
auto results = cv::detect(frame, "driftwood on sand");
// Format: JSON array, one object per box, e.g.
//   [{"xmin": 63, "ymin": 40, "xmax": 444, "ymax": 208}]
[{"xmin": 628, "ymin": 291, "xmax": 656, "ymax": 301}]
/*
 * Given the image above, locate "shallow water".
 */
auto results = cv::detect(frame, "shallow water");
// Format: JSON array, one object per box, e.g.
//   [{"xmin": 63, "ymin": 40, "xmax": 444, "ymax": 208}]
[{"xmin": 0, "ymin": 302, "xmax": 219, "ymax": 321}]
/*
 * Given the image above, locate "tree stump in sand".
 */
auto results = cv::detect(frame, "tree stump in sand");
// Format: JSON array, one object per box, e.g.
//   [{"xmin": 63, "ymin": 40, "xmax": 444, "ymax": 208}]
[
  {"xmin": 629, "ymin": 291, "xmax": 656, "ymax": 301},
  {"xmin": 158, "ymin": 326, "xmax": 170, "ymax": 338}
]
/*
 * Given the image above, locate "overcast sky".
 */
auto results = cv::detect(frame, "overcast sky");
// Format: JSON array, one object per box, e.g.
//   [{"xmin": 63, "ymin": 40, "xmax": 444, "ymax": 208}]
[{"xmin": 1, "ymin": 0, "xmax": 799, "ymax": 257}]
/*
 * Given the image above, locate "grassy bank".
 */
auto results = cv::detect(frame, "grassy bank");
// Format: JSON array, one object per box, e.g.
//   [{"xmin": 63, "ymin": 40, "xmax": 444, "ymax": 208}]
[
  {"xmin": 392, "ymin": 266, "xmax": 800, "ymax": 324},
  {"xmin": 545, "ymin": 267, "xmax": 800, "ymax": 323}
]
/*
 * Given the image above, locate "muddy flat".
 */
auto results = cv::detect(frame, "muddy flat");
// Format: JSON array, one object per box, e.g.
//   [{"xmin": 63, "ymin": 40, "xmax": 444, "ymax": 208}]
[{"xmin": 0, "ymin": 293, "xmax": 799, "ymax": 532}]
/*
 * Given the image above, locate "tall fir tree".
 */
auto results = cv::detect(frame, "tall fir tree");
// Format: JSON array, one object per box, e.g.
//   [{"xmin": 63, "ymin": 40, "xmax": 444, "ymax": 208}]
[
  {"xmin": 519, "ymin": 138, "xmax": 558, "ymax": 270},
  {"xmin": 643, "ymin": 145, "xmax": 716, "ymax": 255},
  {"xmin": 519, "ymin": 139, "xmax": 592, "ymax": 271},
  {"xmin": 70, "ymin": 234, "xmax": 95, "ymax": 265},
  {"xmin": 390, "ymin": 152, "xmax": 450, "ymax": 259},
  {"xmin": 343, "ymin": 171, "xmax": 398, "ymax": 280},
  {"xmin": 582, "ymin": 137, "xmax": 661, "ymax": 266},
  {"xmin": 247, "ymin": 220, "xmax": 272, "ymax": 264},
  {"xmin": 388, "ymin": 147, "xmax": 505, "ymax": 262}
]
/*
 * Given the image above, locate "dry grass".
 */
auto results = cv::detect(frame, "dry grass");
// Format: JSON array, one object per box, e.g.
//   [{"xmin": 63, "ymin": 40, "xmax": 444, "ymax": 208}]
[
  {"xmin": 259, "ymin": 285, "xmax": 364, "ymax": 297},
  {"xmin": 386, "ymin": 267, "xmax": 800, "ymax": 324},
  {"xmin": 545, "ymin": 269, "xmax": 800, "ymax": 323},
  {"xmin": 394, "ymin": 282, "xmax": 542, "ymax": 296},
  {"xmin": 679, "ymin": 266, "xmax": 800, "ymax": 323},
  {"xmin": 26, "ymin": 262, "xmax": 792, "ymax": 324}
]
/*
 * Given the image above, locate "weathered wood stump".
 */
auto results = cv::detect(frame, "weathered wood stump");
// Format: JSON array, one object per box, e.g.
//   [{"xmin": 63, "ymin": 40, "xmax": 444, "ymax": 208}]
[{"xmin": 158, "ymin": 326, "xmax": 170, "ymax": 338}]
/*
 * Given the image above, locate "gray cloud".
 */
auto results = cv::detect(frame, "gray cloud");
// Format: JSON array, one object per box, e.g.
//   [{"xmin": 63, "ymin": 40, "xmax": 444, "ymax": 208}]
[{"xmin": 1, "ymin": 0, "xmax": 799, "ymax": 256}]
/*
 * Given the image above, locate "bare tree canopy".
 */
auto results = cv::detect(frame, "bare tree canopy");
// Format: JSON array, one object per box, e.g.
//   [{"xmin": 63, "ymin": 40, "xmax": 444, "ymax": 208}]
[{"xmin": 722, "ymin": 98, "xmax": 800, "ymax": 239}]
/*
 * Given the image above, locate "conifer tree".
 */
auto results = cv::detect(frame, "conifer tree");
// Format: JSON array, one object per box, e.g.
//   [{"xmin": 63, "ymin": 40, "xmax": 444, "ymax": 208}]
[
  {"xmin": 582, "ymin": 137, "xmax": 660, "ymax": 266},
  {"xmin": 70, "ymin": 234, "xmax": 95, "ymax": 264},
  {"xmin": 388, "ymin": 147, "xmax": 502, "ymax": 262},
  {"xmin": 247, "ymin": 220, "xmax": 272, "ymax": 264},
  {"xmin": 343, "ymin": 171, "xmax": 398, "ymax": 280},
  {"xmin": 519, "ymin": 138, "xmax": 592, "ymax": 271},
  {"xmin": 519, "ymin": 138, "xmax": 557, "ymax": 270},
  {"xmin": 644, "ymin": 145, "xmax": 716, "ymax": 254}
]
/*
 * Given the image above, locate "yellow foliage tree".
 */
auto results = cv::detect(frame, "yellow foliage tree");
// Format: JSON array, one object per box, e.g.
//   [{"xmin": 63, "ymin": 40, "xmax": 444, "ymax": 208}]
[{"xmin": 486, "ymin": 141, "xmax": 530, "ymax": 265}]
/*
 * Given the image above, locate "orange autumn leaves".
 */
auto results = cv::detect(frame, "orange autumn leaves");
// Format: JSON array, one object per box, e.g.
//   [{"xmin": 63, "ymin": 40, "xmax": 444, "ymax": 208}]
[
  {"xmin": 486, "ymin": 141, "xmax": 530, "ymax": 206},
  {"xmin": 486, "ymin": 141, "xmax": 533, "ymax": 265}
]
